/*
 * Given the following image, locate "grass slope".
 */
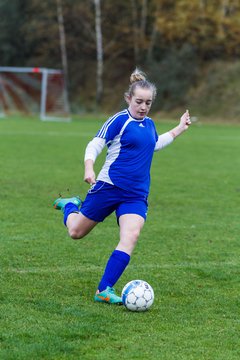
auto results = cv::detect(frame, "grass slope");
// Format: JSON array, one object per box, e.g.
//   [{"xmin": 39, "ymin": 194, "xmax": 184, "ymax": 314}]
[{"xmin": 0, "ymin": 115, "xmax": 240, "ymax": 360}]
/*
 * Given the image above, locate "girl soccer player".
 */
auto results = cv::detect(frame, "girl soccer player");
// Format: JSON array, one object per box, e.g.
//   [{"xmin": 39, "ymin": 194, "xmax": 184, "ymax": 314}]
[{"xmin": 53, "ymin": 69, "xmax": 191, "ymax": 304}]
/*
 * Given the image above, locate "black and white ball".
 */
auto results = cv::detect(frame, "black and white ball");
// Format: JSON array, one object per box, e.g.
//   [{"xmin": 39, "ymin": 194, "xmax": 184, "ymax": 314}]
[{"xmin": 121, "ymin": 280, "xmax": 154, "ymax": 312}]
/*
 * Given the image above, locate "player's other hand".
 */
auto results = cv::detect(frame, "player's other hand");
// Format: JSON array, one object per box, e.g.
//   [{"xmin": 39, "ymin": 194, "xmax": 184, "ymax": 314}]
[{"xmin": 180, "ymin": 109, "xmax": 191, "ymax": 130}]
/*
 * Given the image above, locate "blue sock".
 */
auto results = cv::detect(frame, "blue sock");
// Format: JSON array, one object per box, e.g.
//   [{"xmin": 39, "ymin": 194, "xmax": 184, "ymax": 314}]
[
  {"xmin": 98, "ymin": 250, "xmax": 130, "ymax": 292},
  {"xmin": 63, "ymin": 202, "xmax": 79, "ymax": 226}
]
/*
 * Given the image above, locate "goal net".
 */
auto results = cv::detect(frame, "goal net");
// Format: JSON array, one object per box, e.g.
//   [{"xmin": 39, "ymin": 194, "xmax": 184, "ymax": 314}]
[{"xmin": 0, "ymin": 66, "xmax": 70, "ymax": 121}]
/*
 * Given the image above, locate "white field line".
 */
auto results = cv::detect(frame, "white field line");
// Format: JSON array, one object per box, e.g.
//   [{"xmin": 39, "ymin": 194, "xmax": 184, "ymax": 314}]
[
  {"xmin": 0, "ymin": 131, "xmax": 94, "ymax": 137},
  {"xmin": 2, "ymin": 260, "xmax": 239, "ymax": 275}
]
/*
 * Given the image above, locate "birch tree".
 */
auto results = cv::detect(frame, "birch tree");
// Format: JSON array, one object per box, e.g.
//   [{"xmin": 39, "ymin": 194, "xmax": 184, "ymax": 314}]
[
  {"xmin": 131, "ymin": 0, "xmax": 149, "ymax": 64},
  {"xmin": 147, "ymin": 1, "xmax": 160, "ymax": 62},
  {"xmin": 94, "ymin": 0, "xmax": 103, "ymax": 105},
  {"xmin": 56, "ymin": 0, "xmax": 69, "ymax": 90}
]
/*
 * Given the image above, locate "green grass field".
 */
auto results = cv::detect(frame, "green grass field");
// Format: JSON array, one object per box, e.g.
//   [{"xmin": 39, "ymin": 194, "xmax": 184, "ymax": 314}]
[{"xmin": 0, "ymin": 115, "xmax": 240, "ymax": 360}]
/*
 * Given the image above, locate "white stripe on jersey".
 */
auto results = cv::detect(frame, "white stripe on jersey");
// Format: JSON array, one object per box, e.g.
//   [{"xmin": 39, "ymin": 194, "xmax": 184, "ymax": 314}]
[
  {"xmin": 97, "ymin": 109, "xmax": 128, "ymax": 138},
  {"xmin": 97, "ymin": 134, "xmax": 121, "ymax": 184},
  {"xmin": 97, "ymin": 118, "xmax": 135, "ymax": 184},
  {"xmin": 97, "ymin": 118, "xmax": 136, "ymax": 185},
  {"xmin": 119, "ymin": 118, "xmax": 132, "ymax": 136}
]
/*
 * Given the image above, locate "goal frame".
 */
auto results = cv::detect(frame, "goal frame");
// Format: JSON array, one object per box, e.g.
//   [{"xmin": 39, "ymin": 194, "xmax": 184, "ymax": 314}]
[{"xmin": 0, "ymin": 66, "xmax": 71, "ymax": 121}]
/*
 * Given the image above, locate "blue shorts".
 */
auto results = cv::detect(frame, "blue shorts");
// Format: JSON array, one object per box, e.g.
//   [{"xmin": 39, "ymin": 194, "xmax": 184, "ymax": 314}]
[{"xmin": 80, "ymin": 181, "xmax": 148, "ymax": 223}]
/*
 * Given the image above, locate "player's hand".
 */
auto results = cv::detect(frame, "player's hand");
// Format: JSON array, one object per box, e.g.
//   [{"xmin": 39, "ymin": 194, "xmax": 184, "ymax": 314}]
[
  {"xmin": 84, "ymin": 169, "xmax": 96, "ymax": 185},
  {"xmin": 169, "ymin": 110, "xmax": 192, "ymax": 139},
  {"xmin": 179, "ymin": 109, "xmax": 191, "ymax": 130},
  {"xmin": 84, "ymin": 159, "xmax": 96, "ymax": 185}
]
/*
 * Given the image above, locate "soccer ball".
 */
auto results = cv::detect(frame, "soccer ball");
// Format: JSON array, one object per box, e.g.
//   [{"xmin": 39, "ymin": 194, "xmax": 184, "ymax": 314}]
[{"xmin": 121, "ymin": 280, "xmax": 154, "ymax": 312}]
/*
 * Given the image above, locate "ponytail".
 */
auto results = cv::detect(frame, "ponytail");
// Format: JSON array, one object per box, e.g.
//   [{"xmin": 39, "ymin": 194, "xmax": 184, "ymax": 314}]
[{"xmin": 125, "ymin": 68, "xmax": 157, "ymax": 101}]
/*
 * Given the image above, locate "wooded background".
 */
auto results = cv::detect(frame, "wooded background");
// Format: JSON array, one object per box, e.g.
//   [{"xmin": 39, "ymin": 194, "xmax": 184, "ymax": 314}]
[{"xmin": 1, "ymin": 0, "xmax": 240, "ymax": 120}]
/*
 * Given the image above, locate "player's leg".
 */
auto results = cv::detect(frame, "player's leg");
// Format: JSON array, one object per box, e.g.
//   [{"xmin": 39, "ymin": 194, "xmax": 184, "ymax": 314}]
[
  {"xmin": 66, "ymin": 212, "xmax": 98, "ymax": 239},
  {"xmin": 53, "ymin": 182, "xmax": 115, "ymax": 240},
  {"xmin": 95, "ymin": 214, "xmax": 145, "ymax": 305},
  {"xmin": 53, "ymin": 196, "xmax": 98, "ymax": 239},
  {"xmin": 117, "ymin": 213, "xmax": 145, "ymax": 255}
]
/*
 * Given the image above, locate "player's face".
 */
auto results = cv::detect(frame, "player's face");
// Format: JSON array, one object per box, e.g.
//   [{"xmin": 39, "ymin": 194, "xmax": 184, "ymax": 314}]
[{"xmin": 127, "ymin": 87, "xmax": 153, "ymax": 119}]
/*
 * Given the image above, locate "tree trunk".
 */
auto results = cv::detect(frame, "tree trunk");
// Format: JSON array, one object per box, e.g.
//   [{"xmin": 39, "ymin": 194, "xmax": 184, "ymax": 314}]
[
  {"xmin": 56, "ymin": 0, "xmax": 70, "ymax": 112},
  {"xmin": 140, "ymin": 0, "xmax": 148, "ymax": 43},
  {"xmin": 56, "ymin": 0, "xmax": 69, "ymax": 86},
  {"xmin": 147, "ymin": 3, "xmax": 160, "ymax": 62},
  {"xmin": 94, "ymin": 0, "xmax": 103, "ymax": 105},
  {"xmin": 130, "ymin": 0, "xmax": 140, "ymax": 64},
  {"xmin": 221, "ymin": 0, "xmax": 229, "ymax": 17}
]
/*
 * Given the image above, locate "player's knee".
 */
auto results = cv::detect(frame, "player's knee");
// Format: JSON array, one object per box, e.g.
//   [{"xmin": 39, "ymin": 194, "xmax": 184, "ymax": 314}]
[
  {"xmin": 132, "ymin": 230, "xmax": 140, "ymax": 244},
  {"xmin": 68, "ymin": 228, "xmax": 86, "ymax": 240},
  {"xmin": 126, "ymin": 228, "xmax": 141, "ymax": 244},
  {"xmin": 118, "ymin": 229, "xmax": 140, "ymax": 255}
]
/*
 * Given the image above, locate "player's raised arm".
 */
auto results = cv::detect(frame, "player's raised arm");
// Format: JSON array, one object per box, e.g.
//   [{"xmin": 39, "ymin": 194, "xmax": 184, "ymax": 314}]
[{"xmin": 155, "ymin": 110, "xmax": 191, "ymax": 151}]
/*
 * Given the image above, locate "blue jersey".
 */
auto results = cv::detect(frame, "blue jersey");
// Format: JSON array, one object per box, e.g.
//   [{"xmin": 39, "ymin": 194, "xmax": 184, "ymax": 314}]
[{"xmin": 96, "ymin": 109, "xmax": 158, "ymax": 197}]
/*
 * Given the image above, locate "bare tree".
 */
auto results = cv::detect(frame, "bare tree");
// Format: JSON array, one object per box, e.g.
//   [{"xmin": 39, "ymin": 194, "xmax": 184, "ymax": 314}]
[
  {"xmin": 131, "ymin": 0, "xmax": 149, "ymax": 64},
  {"xmin": 131, "ymin": 0, "xmax": 141, "ymax": 63},
  {"xmin": 147, "ymin": 2, "xmax": 160, "ymax": 62},
  {"xmin": 94, "ymin": 0, "xmax": 103, "ymax": 105},
  {"xmin": 199, "ymin": 0, "xmax": 207, "ymax": 11},
  {"xmin": 56, "ymin": 0, "xmax": 68, "ymax": 86},
  {"xmin": 56, "ymin": 0, "xmax": 70, "ymax": 113},
  {"xmin": 140, "ymin": 0, "xmax": 148, "ymax": 42},
  {"xmin": 221, "ymin": 0, "xmax": 230, "ymax": 16}
]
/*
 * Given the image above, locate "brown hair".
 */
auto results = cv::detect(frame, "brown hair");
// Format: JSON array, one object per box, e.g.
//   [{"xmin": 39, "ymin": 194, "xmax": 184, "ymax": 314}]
[{"xmin": 125, "ymin": 68, "xmax": 157, "ymax": 101}]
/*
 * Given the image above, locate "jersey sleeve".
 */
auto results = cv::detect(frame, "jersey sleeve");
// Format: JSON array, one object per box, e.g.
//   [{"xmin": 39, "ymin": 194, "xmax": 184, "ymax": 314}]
[
  {"xmin": 154, "ymin": 132, "xmax": 174, "ymax": 151},
  {"xmin": 84, "ymin": 137, "xmax": 106, "ymax": 162}
]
